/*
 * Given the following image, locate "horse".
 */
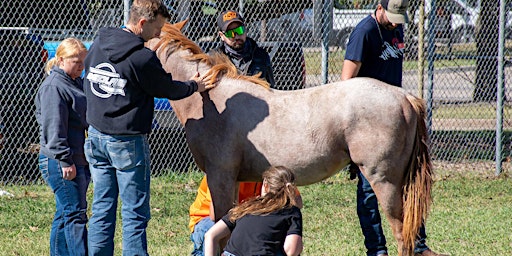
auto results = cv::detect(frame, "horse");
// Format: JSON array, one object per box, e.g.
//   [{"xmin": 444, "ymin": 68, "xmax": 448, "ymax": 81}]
[{"xmin": 147, "ymin": 21, "xmax": 433, "ymax": 256}]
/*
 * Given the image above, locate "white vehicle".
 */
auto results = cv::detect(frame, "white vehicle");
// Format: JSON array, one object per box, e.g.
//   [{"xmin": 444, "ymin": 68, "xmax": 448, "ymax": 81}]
[
  {"xmin": 414, "ymin": 0, "xmax": 478, "ymax": 43},
  {"xmin": 332, "ymin": 8, "xmax": 373, "ymax": 48},
  {"xmin": 417, "ymin": 0, "xmax": 512, "ymax": 43}
]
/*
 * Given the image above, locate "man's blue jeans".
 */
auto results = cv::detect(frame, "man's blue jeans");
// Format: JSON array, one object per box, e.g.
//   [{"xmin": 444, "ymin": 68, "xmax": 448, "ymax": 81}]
[
  {"xmin": 85, "ymin": 126, "xmax": 151, "ymax": 256},
  {"xmin": 357, "ymin": 171, "xmax": 429, "ymax": 256},
  {"xmin": 190, "ymin": 217, "xmax": 215, "ymax": 256},
  {"xmin": 39, "ymin": 154, "xmax": 90, "ymax": 256}
]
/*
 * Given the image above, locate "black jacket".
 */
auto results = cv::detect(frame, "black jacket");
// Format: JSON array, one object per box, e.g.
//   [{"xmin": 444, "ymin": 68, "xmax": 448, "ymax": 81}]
[
  {"xmin": 84, "ymin": 27, "xmax": 198, "ymax": 135},
  {"xmin": 213, "ymin": 37, "xmax": 275, "ymax": 87}
]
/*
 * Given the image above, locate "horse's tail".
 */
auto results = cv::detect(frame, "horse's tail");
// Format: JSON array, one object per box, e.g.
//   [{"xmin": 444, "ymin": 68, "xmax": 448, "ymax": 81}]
[{"xmin": 402, "ymin": 94, "xmax": 433, "ymax": 255}]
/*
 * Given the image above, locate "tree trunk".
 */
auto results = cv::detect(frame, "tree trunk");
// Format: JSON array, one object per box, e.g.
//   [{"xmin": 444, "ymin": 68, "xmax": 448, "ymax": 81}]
[{"xmin": 474, "ymin": 0, "xmax": 499, "ymax": 102}]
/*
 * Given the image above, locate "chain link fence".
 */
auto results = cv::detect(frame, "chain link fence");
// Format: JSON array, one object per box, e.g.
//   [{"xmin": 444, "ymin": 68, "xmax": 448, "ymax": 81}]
[{"xmin": 0, "ymin": 0, "xmax": 510, "ymax": 184}]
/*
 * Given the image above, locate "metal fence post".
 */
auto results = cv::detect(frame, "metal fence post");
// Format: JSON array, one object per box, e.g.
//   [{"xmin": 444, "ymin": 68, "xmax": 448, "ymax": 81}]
[
  {"xmin": 321, "ymin": 0, "xmax": 333, "ymax": 84},
  {"xmin": 417, "ymin": 0, "xmax": 425, "ymax": 99},
  {"xmin": 124, "ymin": 0, "xmax": 131, "ymax": 25},
  {"xmin": 495, "ymin": 0, "xmax": 506, "ymax": 176},
  {"xmin": 425, "ymin": 0, "xmax": 436, "ymax": 136}
]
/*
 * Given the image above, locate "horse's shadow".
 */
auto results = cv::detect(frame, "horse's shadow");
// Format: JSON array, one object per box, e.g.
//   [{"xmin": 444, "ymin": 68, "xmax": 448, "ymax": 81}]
[{"xmin": 185, "ymin": 91, "xmax": 271, "ymax": 181}]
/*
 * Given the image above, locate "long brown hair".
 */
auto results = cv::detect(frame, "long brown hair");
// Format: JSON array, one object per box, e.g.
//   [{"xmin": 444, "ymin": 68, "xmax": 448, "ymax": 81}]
[{"xmin": 228, "ymin": 166, "xmax": 299, "ymax": 222}]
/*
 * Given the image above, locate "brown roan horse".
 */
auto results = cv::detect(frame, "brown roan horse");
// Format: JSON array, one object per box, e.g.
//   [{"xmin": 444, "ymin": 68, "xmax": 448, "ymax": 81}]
[{"xmin": 147, "ymin": 21, "xmax": 433, "ymax": 256}]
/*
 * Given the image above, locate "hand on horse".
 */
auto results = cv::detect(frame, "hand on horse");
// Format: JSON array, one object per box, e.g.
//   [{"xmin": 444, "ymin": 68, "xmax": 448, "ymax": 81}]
[{"xmin": 191, "ymin": 70, "xmax": 218, "ymax": 92}]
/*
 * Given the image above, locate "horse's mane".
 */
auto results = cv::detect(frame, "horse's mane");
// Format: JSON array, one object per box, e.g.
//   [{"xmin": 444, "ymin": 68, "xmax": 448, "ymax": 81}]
[{"xmin": 155, "ymin": 22, "xmax": 270, "ymax": 89}]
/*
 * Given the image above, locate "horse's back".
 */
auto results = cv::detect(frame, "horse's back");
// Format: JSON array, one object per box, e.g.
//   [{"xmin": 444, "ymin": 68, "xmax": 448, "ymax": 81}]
[
  {"xmin": 273, "ymin": 77, "xmax": 417, "ymax": 134},
  {"xmin": 310, "ymin": 78, "xmax": 418, "ymax": 128},
  {"xmin": 233, "ymin": 77, "xmax": 419, "ymax": 184}
]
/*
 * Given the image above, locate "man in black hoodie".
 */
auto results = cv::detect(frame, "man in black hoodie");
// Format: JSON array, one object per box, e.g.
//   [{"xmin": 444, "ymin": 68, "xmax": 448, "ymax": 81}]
[
  {"xmin": 212, "ymin": 10, "xmax": 275, "ymax": 87},
  {"xmin": 83, "ymin": 0, "xmax": 216, "ymax": 255}
]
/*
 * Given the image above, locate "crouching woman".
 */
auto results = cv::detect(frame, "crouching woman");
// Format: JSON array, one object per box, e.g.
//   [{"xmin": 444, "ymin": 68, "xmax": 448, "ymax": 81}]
[{"xmin": 204, "ymin": 166, "xmax": 303, "ymax": 256}]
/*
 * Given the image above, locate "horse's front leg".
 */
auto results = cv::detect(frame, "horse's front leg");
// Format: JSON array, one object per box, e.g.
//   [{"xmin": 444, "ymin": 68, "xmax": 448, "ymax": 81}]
[
  {"xmin": 205, "ymin": 167, "xmax": 237, "ymax": 254},
  {"xmin": 206, "ymin": 168, "xmax": 238, "ymax": 222}
]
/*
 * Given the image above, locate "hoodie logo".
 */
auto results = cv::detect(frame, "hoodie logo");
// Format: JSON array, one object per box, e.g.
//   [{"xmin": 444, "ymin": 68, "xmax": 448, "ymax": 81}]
[{"xmin": 86, "ymin": 63, "xmax": 127, "ymax": 98}]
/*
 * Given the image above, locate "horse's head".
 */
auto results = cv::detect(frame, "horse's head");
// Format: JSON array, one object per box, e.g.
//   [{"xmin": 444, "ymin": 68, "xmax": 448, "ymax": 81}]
[{"xmin": 146, "ymin": 20, "xmax": 212, "ymax": 82}]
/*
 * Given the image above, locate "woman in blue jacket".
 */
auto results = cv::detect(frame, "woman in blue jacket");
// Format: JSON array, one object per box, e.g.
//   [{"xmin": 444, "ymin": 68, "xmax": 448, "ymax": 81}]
[{"xmin": 35, "ymin": 37, "xmax": 89, "ymax": 256}]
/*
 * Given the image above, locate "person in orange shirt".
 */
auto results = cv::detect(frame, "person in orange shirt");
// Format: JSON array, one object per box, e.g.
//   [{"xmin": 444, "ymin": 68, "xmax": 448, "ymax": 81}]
[{"xmin": 189, "ymin": 175, "xmax": 302, "ymax": 256}]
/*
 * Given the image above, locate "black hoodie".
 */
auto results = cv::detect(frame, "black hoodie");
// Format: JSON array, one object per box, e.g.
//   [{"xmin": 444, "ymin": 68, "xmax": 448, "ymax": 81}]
[{"xmin": 84, "ymin": 27, "xmax": 198, "ymax": 135}]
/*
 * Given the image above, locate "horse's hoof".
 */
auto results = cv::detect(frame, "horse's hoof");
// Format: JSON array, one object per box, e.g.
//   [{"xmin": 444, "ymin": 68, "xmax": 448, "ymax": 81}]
[{"xmin": 415, "ymin": 249, "xmax": 449, "ymax": 256}]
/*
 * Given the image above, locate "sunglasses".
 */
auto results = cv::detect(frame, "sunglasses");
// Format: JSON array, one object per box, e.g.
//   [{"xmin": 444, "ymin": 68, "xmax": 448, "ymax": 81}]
[{"xmin": 223, "ymin": 26, "xmax": 245, "ymax": 38}]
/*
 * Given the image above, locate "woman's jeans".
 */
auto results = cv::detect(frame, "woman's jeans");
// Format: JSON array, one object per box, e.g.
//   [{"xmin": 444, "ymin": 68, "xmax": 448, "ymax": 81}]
[
  {"xmin": 39, "ymin": 154, "xmax": 90, "ymax": 256},
  {"xmin": 85, "ymin": 126, "xmax": 151, "ymax": 256},
  {"xmin": 190, "ymin": 217, "xmax": 215, "ymax": 256},
  {"xmin": 357, "ymin": 171, "xmax": 429, "ymax": 256}
]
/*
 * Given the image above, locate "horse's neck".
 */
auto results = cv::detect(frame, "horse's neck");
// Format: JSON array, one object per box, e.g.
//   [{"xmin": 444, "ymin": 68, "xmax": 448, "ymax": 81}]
[
  {"xmin": 169, "ymin": 94, "xmax": 203, "ymax": 125},
  {"xmin": 166, "ymin": 52, "xmax": 211, "ymax": 125}
]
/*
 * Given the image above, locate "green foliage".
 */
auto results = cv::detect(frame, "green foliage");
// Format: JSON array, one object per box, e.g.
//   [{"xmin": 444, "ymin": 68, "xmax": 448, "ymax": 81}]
[{"xmin": 1, "ymin": 170, "xmax": 511, "ymax": 255}]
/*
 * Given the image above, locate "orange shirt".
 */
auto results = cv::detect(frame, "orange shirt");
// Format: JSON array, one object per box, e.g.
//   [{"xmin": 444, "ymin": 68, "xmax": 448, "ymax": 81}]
[{"xmin": 188, "ymin": 176, "xmax": 262, "ymax": 232}]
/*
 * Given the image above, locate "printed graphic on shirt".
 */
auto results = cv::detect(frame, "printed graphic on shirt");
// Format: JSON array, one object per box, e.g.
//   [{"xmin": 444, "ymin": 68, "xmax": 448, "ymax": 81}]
[
  {"xmin": 86, "ymin": 63, "xmax": 127, "ymax": 98},
  {"xmin": 379, "ymin": 40, "xmax": 404, "ymax": 60}
]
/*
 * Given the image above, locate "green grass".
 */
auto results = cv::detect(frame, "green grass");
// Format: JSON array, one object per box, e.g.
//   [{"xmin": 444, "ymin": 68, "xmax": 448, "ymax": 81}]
[
  {"xmin": 433, "ymin": 103, "xmax": 512, "ymax": 120},
  {"xmin": 430, "ymin": 129, "xmax": 512, "ymax": 161},
  {"xmin": 302, "ymin": 48, "xmax": 472, "ymax": 77},
  {"xmin": 1, "ymin": 169, "xmax": 511, "ymax": 255},
  {"xmin": 303, "ymin": 40, "xmax": 512, "ymax": 76},
  {"xmin": 304, "ymin": 50, "xmax": 346, "ymax": 76},
  {"xmin": 303, "ymin": 49, "xmax": 481, "ymax": 77},
  {"xmin": 408, "ymin": 58, "xmax": 477, "ymax": 72}
]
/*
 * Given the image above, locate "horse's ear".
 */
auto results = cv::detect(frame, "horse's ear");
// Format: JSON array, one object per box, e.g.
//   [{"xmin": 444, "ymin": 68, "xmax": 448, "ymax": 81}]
[{"xmin": 174, "ymin": 19, "xmax": 188, "ymax": 31}]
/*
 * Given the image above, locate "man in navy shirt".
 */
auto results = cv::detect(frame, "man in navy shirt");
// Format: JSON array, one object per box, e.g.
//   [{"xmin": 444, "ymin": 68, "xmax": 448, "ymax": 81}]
[
  {"xmin": 341, "ymin": 0, "xmax": 446, "ymax": 256},
  {"xmin": 342, "ymin": 0, "xmax": 405, "ymax": 86}
]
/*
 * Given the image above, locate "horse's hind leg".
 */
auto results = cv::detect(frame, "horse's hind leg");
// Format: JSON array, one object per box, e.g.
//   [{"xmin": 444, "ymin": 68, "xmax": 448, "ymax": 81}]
[{"xmin": 371, "ymin": 179, "xmax": 408, "ymax": 256}]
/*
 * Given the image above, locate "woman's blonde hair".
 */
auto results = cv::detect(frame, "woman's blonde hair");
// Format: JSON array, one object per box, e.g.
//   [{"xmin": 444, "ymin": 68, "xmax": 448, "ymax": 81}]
[
  {"xmin": 44, "ymin": 37, "xmax": 87, "ymax": 74},
  {"xmin": 228, "ymin": 166, "xmax": 299, "ymax": 222}
]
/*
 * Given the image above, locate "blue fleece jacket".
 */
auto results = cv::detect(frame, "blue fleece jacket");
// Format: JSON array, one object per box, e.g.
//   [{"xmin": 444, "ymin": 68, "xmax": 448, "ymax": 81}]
[{"xmin": 35, "ymin": 67, "xmax": 88, "ymax": 167}]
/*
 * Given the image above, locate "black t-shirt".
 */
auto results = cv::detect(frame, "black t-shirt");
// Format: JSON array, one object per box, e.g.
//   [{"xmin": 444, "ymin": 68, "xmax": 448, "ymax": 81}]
[{"xmin": 222, "ymin": 206, "xmax": 302, "ymax": 256}]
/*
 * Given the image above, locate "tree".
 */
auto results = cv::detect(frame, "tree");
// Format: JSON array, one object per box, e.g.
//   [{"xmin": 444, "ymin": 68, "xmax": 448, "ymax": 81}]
[{"xmin": 473, "ymin": 0, "xmax": 499, "ymax": 102}]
